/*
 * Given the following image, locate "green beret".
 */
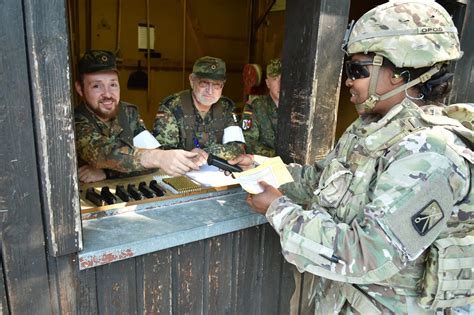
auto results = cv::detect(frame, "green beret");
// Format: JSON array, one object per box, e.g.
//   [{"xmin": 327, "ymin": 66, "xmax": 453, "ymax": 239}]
[
  {"xmin": 193, "ymin": 56, "xmax": 226, "ymax": 81},
  {"xmin": 78, "ymin": 50, "xmax": 117, "ymax": 77},
  {"xmin": 266, "ymin": 59, "xmax": 281, "ymax": 77}
]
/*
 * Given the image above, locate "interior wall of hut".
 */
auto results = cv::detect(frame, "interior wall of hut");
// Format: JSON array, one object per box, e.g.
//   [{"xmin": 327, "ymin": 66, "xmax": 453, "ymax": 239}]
[{"xmin": 69, "ymin": 0, "xmax": 286, "ymax": 128}]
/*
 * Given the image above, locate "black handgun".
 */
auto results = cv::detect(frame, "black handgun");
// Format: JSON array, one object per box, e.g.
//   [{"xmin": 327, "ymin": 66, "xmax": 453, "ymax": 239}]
[
  {"xmin": 86, "ymin": 188, "xmax": 106, "ymax": 207},
  {"xmin": 207, "ymin": 154, "xmax": 243, "ymax": 173},
  {"xmin": 100, "ymin": 186, "xmax": 117, "ymax": 205},
  {"xmin": 116, "ymin": 185, "xmax": 130, "ymax": 202},
  {"xmin": 149, "ymin": 180, "xmax": 165, "ymax": 197},
  {"xmin": 138, "ymin": 181, "xmax": 156, "ymax": 198},
  {"xmin": 127, "ymin": 184, "xmax": 144, "ymax": 200}
]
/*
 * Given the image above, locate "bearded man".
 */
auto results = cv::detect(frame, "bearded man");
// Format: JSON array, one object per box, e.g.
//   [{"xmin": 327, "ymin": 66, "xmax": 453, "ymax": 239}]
[{"xmin": 74, "ymin": 50, "xmax": 201, "ymax": 183}]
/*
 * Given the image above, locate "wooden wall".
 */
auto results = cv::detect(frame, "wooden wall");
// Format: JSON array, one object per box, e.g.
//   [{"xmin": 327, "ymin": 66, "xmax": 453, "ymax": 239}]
[{"xmin": 73, "ymin": 225, "xmax": 298, "ymax": 315}]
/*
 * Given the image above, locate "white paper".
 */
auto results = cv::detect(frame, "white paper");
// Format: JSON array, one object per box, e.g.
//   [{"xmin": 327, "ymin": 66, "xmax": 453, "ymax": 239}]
[
  {"xmin": 133, "ymin": 130, "xmax": 161, "ymax": 149},
  {"xmin": 233, "ymin": 157, "xmax": 294, "ymax": 194},
  {"xmin": 186, "ymin": 164, "xmax": 238, "ymax": 187},
  {"xmin": 222, "ymin": 126, "xmax": 245, "ymax": 144},
  {"xmin": 235, "ymin": 167, "xmax": 278, "ymax": 194}
]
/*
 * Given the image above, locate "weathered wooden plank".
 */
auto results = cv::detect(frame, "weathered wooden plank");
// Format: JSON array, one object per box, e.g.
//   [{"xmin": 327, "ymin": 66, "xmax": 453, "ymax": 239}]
[
  {"xmin": 76, "ymin": 266, "xmax": 98, "ymax": 315},
  {"xmin": 137, "ymin": 249, "xmax": 173, "ymax": 314},
  {"xmin": 96, "ymin": 259, "xmax": 138, "ymax": 314},
  {"xmin": 260, "ymin": 224, "xmax": 284, "ymax": 315},
  {"xmin": 175, "ymin": 240, "xmax": 205, "ymax": 314},
  {"xmin": 47, "ymin": 254, "xmax": 84, "ymax": 315},
  {"xmin": 22, "ymin": 0, "xmax": 81, "ymax": 256},
  {"xmin": 279, "ymin": 261, "xmax": 299, "ymax": 315},
  {"xmin": 278, "ymin": 0, "xmax": 350, "ymax": 164},
  {"xmin": 0, "ymin": 1, "xmax": 54, "ymax": 314},
  {"xmin": 233, "ymin": 226, "xmax": 263, "ymax": 315},
  {"xmin": 0, "ymin": 257, "xmax": 9, "ymax": 315},
  {"xmin": 205, "ymin": 234, "xmax": 234, "ymax": 314},
  {"xmin": 449, "ymin": 1, "xmax": 474, "ymax": 103}
]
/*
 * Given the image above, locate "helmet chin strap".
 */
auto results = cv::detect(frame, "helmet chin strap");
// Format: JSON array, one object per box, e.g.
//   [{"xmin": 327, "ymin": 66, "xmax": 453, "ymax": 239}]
[{"xmin": 355, "ymin": 54, "xmax": 442, "ymax": 114}]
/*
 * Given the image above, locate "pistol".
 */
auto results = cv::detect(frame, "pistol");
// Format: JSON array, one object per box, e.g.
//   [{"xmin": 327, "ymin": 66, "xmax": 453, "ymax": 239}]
[{"xmin": 207, "ymin": 154, "xmax": 243, "ymax": 173}]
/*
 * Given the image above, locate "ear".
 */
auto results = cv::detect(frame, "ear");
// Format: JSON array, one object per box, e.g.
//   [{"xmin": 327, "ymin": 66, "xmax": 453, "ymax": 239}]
[
  {"xmin": 188, "ymin": 74, "xmax": 194, "ymax": 89},
  {"xmin": 265, "ymin": 77, "xmax": 270, "ymax": 89},
  {"xmin": 75, "ymin": 81, "xmax": 84, "ymax": 97}
]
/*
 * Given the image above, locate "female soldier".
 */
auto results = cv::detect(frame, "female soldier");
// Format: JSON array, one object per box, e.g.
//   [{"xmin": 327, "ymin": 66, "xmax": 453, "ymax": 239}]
[{"xmin": 230, "ymin": 0, "xmax": 473, "ymax": 313}]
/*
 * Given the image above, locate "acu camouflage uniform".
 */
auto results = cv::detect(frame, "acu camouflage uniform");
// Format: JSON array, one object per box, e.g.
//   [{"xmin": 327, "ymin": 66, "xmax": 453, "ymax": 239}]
[
  {"xmin": 242, "ymin": 59, "xmax": 281, "ymax": 157},
  {"xmin": 153, "ymin": 56, "xmax": 245, "ymax": 160},
  {"xmin": 267, "ymin": 99, "xmax": 472, "ymax": 314},
  {"xmin": 265, "ymin": 1, "xmax": 473, "ymax": 313},
  {"xmin": 242, "ymin": 95, "xmax": 278, "ymax": 156},
  {"xmin": 75, "ymin": 101, "xmax": 151, "ymax": 178}
]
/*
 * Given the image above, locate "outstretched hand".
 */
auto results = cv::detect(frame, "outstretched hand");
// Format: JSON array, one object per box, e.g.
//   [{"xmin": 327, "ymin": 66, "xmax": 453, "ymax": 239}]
[
  {"xmin": 141, "ymin": 149, "xmax": 200, "ymax": 176},
  {"xmin": 190, "ymin": 148, "xmax": 208, "ymax": 166},
  {"xmin": 246, "ymin": 181, "xmax": 283, "ymax": 214}
]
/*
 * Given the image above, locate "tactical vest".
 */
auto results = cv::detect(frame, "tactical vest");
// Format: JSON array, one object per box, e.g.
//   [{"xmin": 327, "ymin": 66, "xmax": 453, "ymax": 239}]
[
  {"xmin": 178, "ymin": 90, "xmax": 226, "ymax": 150},
  {"xmin": 313, "ymin": 103, "xmax": 473, "ymax": 312}
]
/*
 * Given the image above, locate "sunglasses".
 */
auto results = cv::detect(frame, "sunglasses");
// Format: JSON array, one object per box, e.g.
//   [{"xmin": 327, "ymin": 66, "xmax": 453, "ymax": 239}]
[{"xmin": 345, "ymin": 60, "xmax": 374, "ymax": 80}]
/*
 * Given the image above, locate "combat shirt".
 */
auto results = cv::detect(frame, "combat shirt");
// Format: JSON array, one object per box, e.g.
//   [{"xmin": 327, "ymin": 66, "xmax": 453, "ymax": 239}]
[
  {"xmin": 265, "ymin": 98, "xmax": 471, "ymax": 314},
  {"xmin": 242, "ymin": 95, "xmax": 278, "ymax": 156},
  {"xmin": 152, "ymin": 89, "xmax": 245, "ymax": 159},
  {"xmin": 75, "ymin": 101, "xmax": 149, "ymax": 178}
]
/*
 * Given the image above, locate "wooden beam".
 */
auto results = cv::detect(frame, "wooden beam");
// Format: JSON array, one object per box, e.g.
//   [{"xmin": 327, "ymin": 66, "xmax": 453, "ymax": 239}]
[
  {"xmin": 449, "ymin": 1, "xmax": 474, "ymax": 103},
  {"xmin": 278, "ymin": 0, "xmax": 350, "ymax": 164},
  {"xmin": 180, "ymin": 0, "xmax": 206, "ymax": 56},
  {"xmin": 0, "ymin": 1, "xmax": 54, "ymax": 313},
  {"xmin": 22, "ymin": 0, "xmax": 81, "ymax": 256}
]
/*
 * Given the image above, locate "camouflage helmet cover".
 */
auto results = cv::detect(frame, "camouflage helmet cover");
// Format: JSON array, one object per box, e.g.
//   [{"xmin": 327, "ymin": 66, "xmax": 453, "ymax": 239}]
[{"xmin": 345, "ymin": 0, "xmax": 463, "ymax": 68}]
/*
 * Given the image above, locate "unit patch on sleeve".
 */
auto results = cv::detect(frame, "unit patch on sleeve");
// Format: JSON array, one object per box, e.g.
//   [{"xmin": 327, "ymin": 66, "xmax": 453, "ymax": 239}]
[
  {"xmin": 411, "ymin": 200, "xmax": 444, "ymax": 236},
  {"xmin": 242, "ymin": 119, "xmax": 252, "ymax": 130}
]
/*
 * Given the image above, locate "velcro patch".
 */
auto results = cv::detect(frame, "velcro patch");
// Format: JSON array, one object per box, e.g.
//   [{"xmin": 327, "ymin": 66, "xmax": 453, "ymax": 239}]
[
  {"xmin": 376, "ymin": 172, "xmax": 453, "ymax": 260},
  {"xmin": 242, "ymin": 119, "xmax": 252, "ymax": 130},
  {"xmin": 411, "ymin": 201, "xmax": 444, "ymax": 236}
]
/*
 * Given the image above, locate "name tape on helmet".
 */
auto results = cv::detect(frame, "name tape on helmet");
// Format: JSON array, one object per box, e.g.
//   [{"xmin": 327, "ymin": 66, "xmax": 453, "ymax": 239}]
[{"xmin": 418, "ymin": 27, "xmax": 445, "ymax": 34}]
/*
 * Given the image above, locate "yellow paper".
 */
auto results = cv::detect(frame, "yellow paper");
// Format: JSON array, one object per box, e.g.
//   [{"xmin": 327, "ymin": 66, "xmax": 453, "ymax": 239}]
[{"xmin": 232, "ymin": 157, "xmax": 294, "ymax": 194}]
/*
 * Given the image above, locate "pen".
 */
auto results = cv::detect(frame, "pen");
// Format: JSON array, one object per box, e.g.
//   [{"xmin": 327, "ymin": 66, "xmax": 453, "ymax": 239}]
[
  {"xmin": 193, "ymin": 134, "xmax": 201, "ymax": 148},
  {"xmin": 320, "ymin": 254, "xmax": 343, "ymax": 264}
]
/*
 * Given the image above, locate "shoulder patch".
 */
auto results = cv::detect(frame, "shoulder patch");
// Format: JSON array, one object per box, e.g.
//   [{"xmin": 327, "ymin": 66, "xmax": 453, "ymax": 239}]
[
  {"xmin": 242, "ymin": 119, "xmax": 252, "ymax": 130},
  {"xmin": 411, "ymin": 200, "xmax": 444, "ymax": 236}
]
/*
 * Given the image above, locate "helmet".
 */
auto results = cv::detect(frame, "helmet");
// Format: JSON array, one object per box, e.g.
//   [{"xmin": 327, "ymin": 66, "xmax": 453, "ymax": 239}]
[{"xmin": 345, "ymin": 0, "xmax": 462, "ymax": 68}]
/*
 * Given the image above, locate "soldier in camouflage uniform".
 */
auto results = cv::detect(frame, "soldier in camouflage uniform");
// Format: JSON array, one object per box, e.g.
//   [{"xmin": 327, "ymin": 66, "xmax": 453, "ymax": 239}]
[
  {"xmin": 230, "ymin": 1, "xmax": 473, "ymax": 313},
  {"xmin": 241, "ymin": 59, "xmax": 281, "ymax": 156},
  {"xmin": 75, "ymin": 50, "xmax": 201, "ymax": 183},
  {"xmin": 152, "ymin": 56, "xmax": 245, "ymax": 161}
]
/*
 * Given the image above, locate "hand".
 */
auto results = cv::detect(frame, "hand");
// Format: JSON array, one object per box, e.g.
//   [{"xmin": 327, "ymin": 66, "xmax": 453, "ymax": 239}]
[
  {"xmin": 228, "ymin": 154, "xmax": 255, "ymax": 171},
  {"xmin": 191, "ymin": 148, "xmax": 208, "ymax": 166},
  {"xmin": 146, "ymin": 149, "xmax": 200, "ymax": 176},
  {"xmin": 78, "ymin": 165, "xmax": 106, "ymax": 183},
  {"xmin": 246, "ymin": 181, "xmax": 283, "ymax": 214}
]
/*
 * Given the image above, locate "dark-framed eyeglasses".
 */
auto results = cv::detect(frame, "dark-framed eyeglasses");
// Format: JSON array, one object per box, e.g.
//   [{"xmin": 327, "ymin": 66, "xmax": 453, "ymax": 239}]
[
  {"xmin": 196, "ymin": 79, "xmax": 224, "ymax": 90},
  {"xmin": 345, "ymin": 60, "xmax": 373, "ymax": 81}
]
